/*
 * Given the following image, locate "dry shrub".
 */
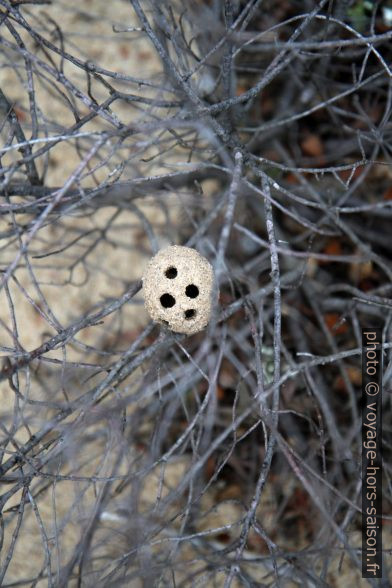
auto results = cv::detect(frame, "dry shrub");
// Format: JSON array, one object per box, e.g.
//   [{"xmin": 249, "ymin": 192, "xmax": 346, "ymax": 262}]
[{"xmin": 0, "ymin": 1, "xmax": 391, "ymax": 586}]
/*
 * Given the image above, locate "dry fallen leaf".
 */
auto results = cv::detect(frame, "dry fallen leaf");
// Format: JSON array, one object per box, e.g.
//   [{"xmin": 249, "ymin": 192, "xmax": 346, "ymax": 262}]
[
  {"xmin": 324, "ymin": 313, "xmax": 348, "ymax": 335},
  {"xmin": 301, "ymin": 134, "xmax": 323, "ymax": 157}
]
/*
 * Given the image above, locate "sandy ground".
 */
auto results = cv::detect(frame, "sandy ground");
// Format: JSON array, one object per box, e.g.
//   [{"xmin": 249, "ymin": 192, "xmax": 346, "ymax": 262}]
[
  {"xmin": 0, "ymin": 1, "xmax": 181, "ymax": 583},
  {"xmin": 0, "ymin": 0, "xmax": 173, "ymax": 351}
]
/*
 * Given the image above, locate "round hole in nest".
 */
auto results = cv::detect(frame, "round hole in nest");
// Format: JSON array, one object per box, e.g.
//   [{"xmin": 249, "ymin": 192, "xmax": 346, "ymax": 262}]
[
  {"xmin": 184, "ymin": 309, "xmax": 196, "ymax": 320},
  {"xmin": 185, "ymin": 284, "xmax": 199, "ymax": 298},
  {"xmin": 165, "ymin": 267, "xmax": 177, "ymax": 279},
  {"xmin": 160, "ymin": 293, "xmax": 176, "ymax": 308}
]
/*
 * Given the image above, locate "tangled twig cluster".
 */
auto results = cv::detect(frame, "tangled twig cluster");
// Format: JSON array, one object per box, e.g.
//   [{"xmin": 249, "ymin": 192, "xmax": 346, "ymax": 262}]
[{"xmin": 0, "ymin": 0, "xmax": 391, "ymax": 585}]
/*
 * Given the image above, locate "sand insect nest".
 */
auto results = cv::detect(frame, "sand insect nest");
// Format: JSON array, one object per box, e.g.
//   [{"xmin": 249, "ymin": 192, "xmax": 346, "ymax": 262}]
[{"xmin": 142, "ymin": 245, "xmax": 215, "ymax": 335}]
